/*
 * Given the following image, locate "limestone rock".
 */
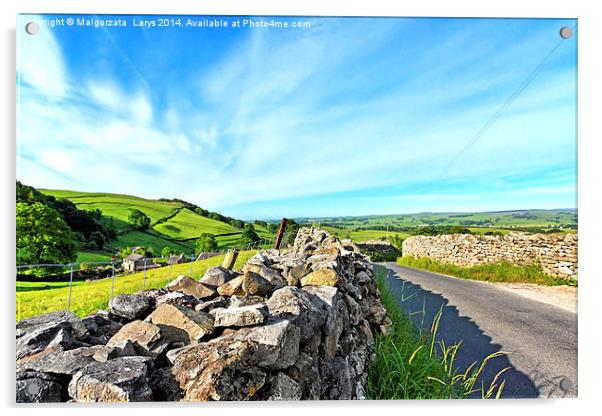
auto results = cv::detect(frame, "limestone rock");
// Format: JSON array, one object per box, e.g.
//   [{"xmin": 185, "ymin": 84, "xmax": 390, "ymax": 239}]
[
  {"xmin": 147, "ymin": 303, "xmax": 214, "ymax": 343},
  {"xmin": 16, "ymin": 370, "xmax": 65, "ymax": 403},
  {"xmin": 167, "ymin": 275, "xmax": 217, "ymax": 299},
  {"xmin": 149, "ymin": 366, "xmax": 182, "ymax": 401},
  {"xmin": 266, "ymin": 286, "xmax": 326, "ymax": 342},
  {"xmin": 242, "ymin": 271, "xmax": 275, "ymax": 296},
  {"xmin": 68, "ymin": 356, "xmax": 154, "ymax": 402},
  {"xmin": 300, "ymin": 269, "xmax": 339, "ymax": 287},
  {"xmin": 106, "ymin": 320, "xmax": 167, "ymax": 358},
  {"xmin": 236, "ymin": 319, "xmax": 300, "ymax": 370},
  {"xmin": 265, "ymin": 372, "xmax": 302, "ymax": 400},
  {"xmin": 172, "ymin": 337, "xmax": 266, "ymax": 401},
  {"xmin": 200, "ymin": 266, "xmax": 235, "ymax": 287},
  {"xmin": 242, "ymin": 263, "xmax": 288, "ymax": 287},
  {"xmin": 217, "ymin": 275, "xmax": 245, "ymax": 297},
  {"xmin": 16, "ymin": 346, "xmax": 110, "ymax": 375},
  {"xmin": 195, "ymin": 296, "xmax": 228, "ymax": 312},
  {"xmin": 108, "ymin": 294, "xmax": 154, "ymax": 321},
  {"xmin": 81, "ymin": 311, "xmax": 123, "ymax": 345},
  {"xmin": 214, "ymin": 304, "xmax": 268, "ymax": 327},
  {"xmin": 16, "ymin": 310, "xmax": 89, "ymax": 359}
]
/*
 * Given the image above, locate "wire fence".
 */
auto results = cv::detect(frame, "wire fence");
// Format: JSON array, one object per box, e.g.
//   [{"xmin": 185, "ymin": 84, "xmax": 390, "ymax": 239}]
[{"xmin": 16, "ymin": 236, "xmax": 280, "ymax": 320}]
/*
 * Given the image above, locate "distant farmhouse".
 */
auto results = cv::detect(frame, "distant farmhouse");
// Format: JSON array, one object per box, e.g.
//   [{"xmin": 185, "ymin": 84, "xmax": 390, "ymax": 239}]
[
  {"xmin": 122, "ymin": 253, "xmax": 157, "ymax": 273},
  {"xmin": 168, "ymin": 254, "xmax": 185, "ymax": 266}
]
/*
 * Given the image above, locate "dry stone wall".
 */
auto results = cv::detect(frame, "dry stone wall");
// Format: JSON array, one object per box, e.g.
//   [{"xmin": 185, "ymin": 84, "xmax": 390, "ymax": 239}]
[
  {"xmin": 16, "ymin": 227, "xmax": 390, "ymax": 402},
  {"xmin": 402, "ymin": 232, "xmax": 578, "ymax": 278}
]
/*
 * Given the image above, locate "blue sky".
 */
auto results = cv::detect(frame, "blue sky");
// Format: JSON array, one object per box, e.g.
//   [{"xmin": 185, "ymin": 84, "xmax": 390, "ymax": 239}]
[{"xmin": 16, "ymin": 15, "xmax": 577, "ymax": 220}]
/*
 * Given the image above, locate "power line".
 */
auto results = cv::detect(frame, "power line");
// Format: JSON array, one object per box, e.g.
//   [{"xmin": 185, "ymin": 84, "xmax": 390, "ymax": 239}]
[{"xmin": 439, "ymin": 29, "xmax": 573, "ymax": 178}]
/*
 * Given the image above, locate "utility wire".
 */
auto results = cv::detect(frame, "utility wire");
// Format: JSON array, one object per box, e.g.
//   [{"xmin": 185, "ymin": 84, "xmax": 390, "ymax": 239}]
[{"xmin": 439, "ymin": 29, "xmax": 573, "ymax": 178}]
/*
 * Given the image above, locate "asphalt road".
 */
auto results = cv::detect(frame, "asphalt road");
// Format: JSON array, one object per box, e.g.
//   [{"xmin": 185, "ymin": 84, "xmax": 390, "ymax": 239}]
[{"xmin": 380, "ymin": 262, "xmax": 578, "ymax": 398}]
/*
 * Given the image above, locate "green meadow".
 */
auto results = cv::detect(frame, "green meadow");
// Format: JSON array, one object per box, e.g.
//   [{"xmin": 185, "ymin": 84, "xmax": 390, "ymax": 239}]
[{"xmin": 16, "ymin": 250, "xmax": 258, "ymax": 321}]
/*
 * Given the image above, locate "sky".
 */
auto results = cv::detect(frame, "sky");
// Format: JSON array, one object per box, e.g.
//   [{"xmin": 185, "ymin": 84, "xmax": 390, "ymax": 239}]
[{"xmin": 16, "ymin": 15, "xmax": 577, "ymax": 220}]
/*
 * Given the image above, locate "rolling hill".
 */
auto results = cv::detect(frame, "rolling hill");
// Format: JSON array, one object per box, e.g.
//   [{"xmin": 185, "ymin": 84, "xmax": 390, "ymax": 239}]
[{"xmin": 39, "ymin": 189, "xmax": 272, "ymax": 261}]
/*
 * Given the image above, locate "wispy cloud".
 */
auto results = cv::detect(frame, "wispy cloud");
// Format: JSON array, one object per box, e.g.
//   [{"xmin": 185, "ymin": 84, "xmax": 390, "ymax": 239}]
[{"xmin": 16, "ymin": 16, "xmax": 577, "ymax": 219}]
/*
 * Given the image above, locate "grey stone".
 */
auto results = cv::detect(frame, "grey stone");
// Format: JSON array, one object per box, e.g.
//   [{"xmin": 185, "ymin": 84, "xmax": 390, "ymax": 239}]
[
  {"xmin": 242, "ymin": 271, "xmax": 275, "ymax": 297},
  {"xmin": 108, "ymin": 294, "xmax": 154, "ymax": 320},
  {"xmin": 194, "ymin": 296, "xmax": 228, "ymax": 312},
  {"xmin": 200, "ymin": 266, "xmax": 235, "ymax": 288},
  {"xmin": 16, "ymin": 370, "xmax": 65, "ymax": 403},
  {"xmin": 266, "ymin": 372, "xmax": 302, "ymax": 400},
  {"xmin": 214, "ymin": 304, "xmax": 268, "ymax": 327},
  {"xmin": 236, "ymin": 318, "xmax": 300, "ymax": 370},
  {"xmin": 16, "ymin": 311, "xmax": 89, "ymax": 359},
  {"xmin": 81, "ymin": 311, "xmax": 123, "ymax": 345},
  {"xmin": 68, "ymin": 356, "xmax": 154, "ymax": 402},
  {"xmin": 16, "ymin": 346, "xmax": 108, "ymax": 376}
]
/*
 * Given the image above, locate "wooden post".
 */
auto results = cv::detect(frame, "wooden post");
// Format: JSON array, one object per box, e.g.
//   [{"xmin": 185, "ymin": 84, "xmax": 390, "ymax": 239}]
[
  {"xmin": 222, "ymin": 250, "xmax": 238, "ymax": 270},
  {"xmin": 274, "ymin": 218, "xmax": 288, "ymax": 250}
]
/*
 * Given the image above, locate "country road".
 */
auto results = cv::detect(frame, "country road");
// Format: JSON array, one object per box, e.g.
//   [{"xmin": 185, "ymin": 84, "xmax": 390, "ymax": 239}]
[{"xmin": 380, "ymin": 262, "xmax": 578, "ymax": 398}]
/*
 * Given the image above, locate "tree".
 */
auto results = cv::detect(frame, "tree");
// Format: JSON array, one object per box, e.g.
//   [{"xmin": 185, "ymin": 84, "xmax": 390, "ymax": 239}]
[
  {"xmin": 16, "ymin": 202, "xmax": 76, "ymax": 265},
  {"xmin": 240, "ymin": 226, "xmax": 260, "ymax": 246},
  {"xmin": 161, "ymin": 246, "xmax": 176, "ymax": 258},
  {"xmin": 128, "ymin": 209, "xmax": 151, "ymax": 230},
  {"xmin": 196, "ymin": 233, "xmax": 218, "ymax": 254}
]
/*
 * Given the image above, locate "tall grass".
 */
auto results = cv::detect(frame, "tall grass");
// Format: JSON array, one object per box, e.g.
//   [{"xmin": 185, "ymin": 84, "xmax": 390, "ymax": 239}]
[
  {"xmin": 397, "ymin": 256, "xmax": 576, "ymax": 286},
  {"xmin": 365, "ymin": 266, "xmax": 508, "ymax": 399}
]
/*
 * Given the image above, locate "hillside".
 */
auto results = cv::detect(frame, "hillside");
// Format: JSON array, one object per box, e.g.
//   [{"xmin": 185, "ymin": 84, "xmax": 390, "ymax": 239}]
[{"xmin": 39, "ymin": 189, "xmax": 268, "ymax": 261}]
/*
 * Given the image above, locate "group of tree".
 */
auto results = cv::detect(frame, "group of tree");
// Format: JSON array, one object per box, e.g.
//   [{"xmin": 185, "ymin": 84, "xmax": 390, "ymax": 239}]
[
  {"xmin": 128, "ymin": 209, "xmax": 151, "ymax": 230},
  {"xmin": 158, "ymin": 197, "xmax": 246, "ymax": 229},
  {"xmin": 412, "ymin": 225, "xmax": 474, "ymax": 236},
  {"xmin": 196, "ymin": 233, "xmax": 218, "ymax": 254},
  {"xmin": 16, "ymin": 182, "xmax": 119, "ymax": 265}
]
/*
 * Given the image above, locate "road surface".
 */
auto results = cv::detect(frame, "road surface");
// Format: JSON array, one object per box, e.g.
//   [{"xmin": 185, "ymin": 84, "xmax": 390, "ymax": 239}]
[{"xmin": 380, "ymin": 262, "xmax": 578, "ymax": 398}]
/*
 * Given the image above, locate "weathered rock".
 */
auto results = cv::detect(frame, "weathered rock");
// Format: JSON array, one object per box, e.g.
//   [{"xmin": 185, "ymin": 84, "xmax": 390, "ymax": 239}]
[
  {"xmin": 320, "ymin": 357, "xmax": 353, "ymax": 400},
  {"xmin": 213, "ymin": 304, "xmax": 268, "ymax": 327},
  {"xmin": 354, "ymin": 271, "xmax": 371, "ymax": 285},
  {"xmin": 68, "ymin": 356, "xmax": 154, "ymax": 402},
  {"xmin": 265, "ymin": 372, "xmax": 302, "ymax": 400},
  {"xmin": 16, "ymin": 346, "xmax": 110, "ymax": 375},
  {"xmin": 172, "ymin": 337, "xmax": 266, "ymax": 401},
  {"xmin": 200, "ymin": 266, "xmax": 235, "ymax": 287},
  {"xmin": 16, "ymin": 311, "xmax": 89, "ymax": 359},
  {"xmin": 167, "ymin": 275, "xmax": 217, "ymax": 299},
  {"xmin": 287, "ymin": 353, "xmax": 321, "ymax": 400},
  {"xmin": 266, "ymin": 286, "xmax": 326, "ymax": 342},
  {"xmin": 106, "ymin": 320, "xmax": 167, "ymax": 358},
  {"xmin": 149, "ymin": 366, "xmax": 181, "ymax": 401},
  {"xmin": 147, "ymin": 303, "xmax": 214, "ymax": 343},
  {"xmin": 236, "ymin": 319, "xmax": 300, "ymax": 370},
  {"xmin": 229, "ymin": 295, "xmax": 266, "ymax": 308},
  {"xmin": 194, "ymin": 296, "xmax": 228, "ymax": 312},
  {"xmin": 366, "ymin": 303, "xmax": 388, "ymax": 325},
  {"xmin": 287, "ymin": 263, "xmax": 309, "ymax": 286},
  {"xmin": 81, "ymin": 311, "xmax": 123, "ymax": 345},
  {"xmin": 242, "ymin": 263, "xmax": 288, "ymax": 287},
  {"xmin": 16, "ymin": 370, "xmax": 65, "ymax": 403},
  {"xmin": 155, "ymin": 291, "xmax": 200, "ymax": 308},
  {"xmin": 300, "ymin": 268, "xmax": 339, "ymax": 287},
  {"xmin": 108, "ymin": 294, "xmax": 154, "ymax": 321},
  {"xmin": 217, "ymin": 275, "xmax": 245, "ymax": 297},
  {"xmin": 242, "ymin": 271, "xmax": 275, "ymax": 296}
]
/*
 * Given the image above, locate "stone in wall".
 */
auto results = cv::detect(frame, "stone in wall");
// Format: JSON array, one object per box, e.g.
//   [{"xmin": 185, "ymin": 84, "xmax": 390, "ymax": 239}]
[{"xmin": 402, "ymin": 232, "xmax": 578, "ymax": 278}]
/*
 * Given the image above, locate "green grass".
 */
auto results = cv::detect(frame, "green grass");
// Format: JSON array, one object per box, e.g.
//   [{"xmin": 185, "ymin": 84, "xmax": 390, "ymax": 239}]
[
  {"xmin": 109, "ymin": 230, "xmax": 194, "ymax": 254},
  {"xmin": 321, "ymin": 226, "xmax": 410, "ymax": 242},
  {"xmin": 397, "ymin": 256, "xmax": 577, "ymax": 286},
  {"xmin": 16, "ymin": 250, "xmax": 258, "ymax": 321},
  {"xmin": 154, "ymin": 208, "xmax": 240, "ymax": 239},
  {"xmin": 365, "ymin": 266, "xmax": 508, "ymax": 399},
  {"xmin": 76, "ymin": 251, "xmax": 112, "ymax": 263}
]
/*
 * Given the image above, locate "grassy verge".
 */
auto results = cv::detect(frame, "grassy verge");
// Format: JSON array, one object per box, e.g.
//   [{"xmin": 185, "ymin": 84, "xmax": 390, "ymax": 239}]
[
  {"xmin": 365, "ymin": 266, "xmax": 507, "ymax": 399},
  {"xmin": 16, "ymin": 250, "xmax": 258, "ymax": 321},
  {"xmin": 397, "ymin": 256, "xmax": 576, "ymax": 286}
]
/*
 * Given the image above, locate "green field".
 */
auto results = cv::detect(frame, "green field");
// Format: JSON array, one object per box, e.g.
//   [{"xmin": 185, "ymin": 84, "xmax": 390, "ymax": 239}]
[
  {"xmin": 16, "ymin": 250, "xmax": 258, "ymax": 321},
  {"xmin": 40, "ymin": 189, "xmax": 259, "ymax": 257},
  {"xmin": 321, "ymin": 226, "xmax": 411, "ymax": 242},
  {"xmin": 300, "ymin": 208, "xmax": 577, "ymax": 232}
]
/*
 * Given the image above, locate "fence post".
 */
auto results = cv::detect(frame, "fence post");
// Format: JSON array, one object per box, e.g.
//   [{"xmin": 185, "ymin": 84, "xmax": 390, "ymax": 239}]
[
  {"xmin": 67, "ymin": 264, "xmax": 74, "ymax": 311},
  {"xmin": 110, "ymin": 262, "xmax": 115, "ymax": 300},
  {"xmin": 167, "ymin": 262, "xmax": 173, "ymax": 286},
  {"xmin": 189, "ymin": 254, "xmax": 194, "ymax": 276},
  {"xmin": 143, "ymin": 259, "xmax": 147, "ymax": 290}
]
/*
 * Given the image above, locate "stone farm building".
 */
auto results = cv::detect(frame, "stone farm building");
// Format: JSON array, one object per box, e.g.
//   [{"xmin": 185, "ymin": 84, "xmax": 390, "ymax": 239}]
[{"xmin": 122, "ymin": 253, "xmax": 157, "ymax": 273}]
